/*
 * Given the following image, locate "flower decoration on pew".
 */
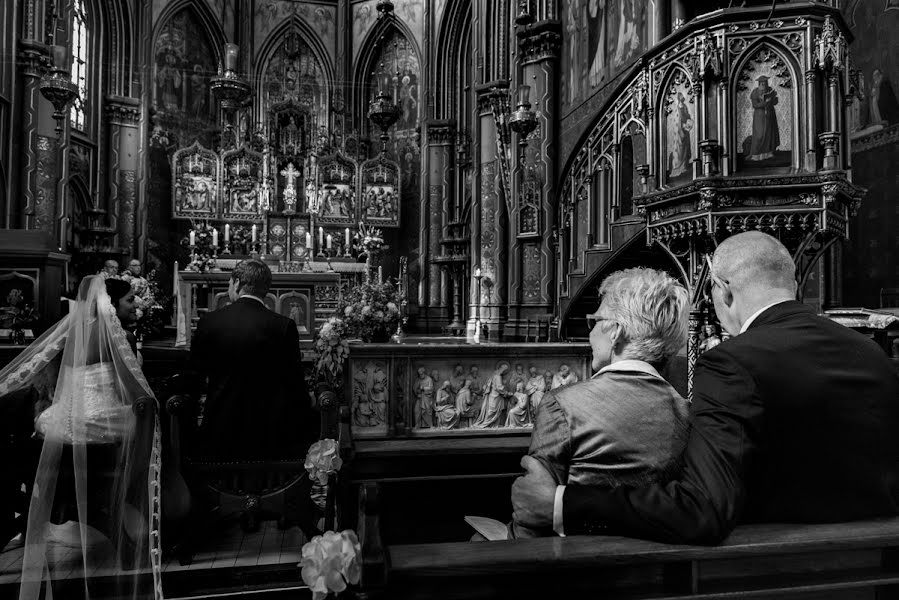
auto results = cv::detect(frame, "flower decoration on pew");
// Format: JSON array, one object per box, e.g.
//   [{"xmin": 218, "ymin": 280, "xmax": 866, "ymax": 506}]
[
  {"xmin": 300, "ymin": 529, "xmax": 362, "ymax": 600},
  {"xmin": 304, "ymin": 438, "xmax": 343, "ymax": 486}
]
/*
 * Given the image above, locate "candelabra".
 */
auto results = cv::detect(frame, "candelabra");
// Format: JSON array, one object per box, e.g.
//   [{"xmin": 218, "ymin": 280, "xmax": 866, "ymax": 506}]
[
  {"xmin": 509, "ymin": 84, "xmax": 538, "ymax": 162},
  {"xmin": 210, "ymin": 43, "xmax": 252, "ymax": 151},
  {"xmin": 368, "ymin": 89, "xmax": 401, "ymax": 154}
]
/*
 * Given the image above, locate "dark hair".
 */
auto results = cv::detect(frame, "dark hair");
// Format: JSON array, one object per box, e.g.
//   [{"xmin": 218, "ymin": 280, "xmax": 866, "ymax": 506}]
[
  {"xmin": 231, "ymin": 259, "xmax": 272, "ymax": 297},
  {"xmin": 105, "ymin": 278, "xmax": 132, "ymax": 307}
]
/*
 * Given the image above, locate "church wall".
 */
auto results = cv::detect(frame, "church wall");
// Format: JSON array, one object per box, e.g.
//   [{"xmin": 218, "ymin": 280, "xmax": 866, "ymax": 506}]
[
  {"xmin": 842, "ymin": 0, "xmax": 899, "ymax": 307},
  {"xmin": 0, "ymin": 0, "xmax": 16, "ymax": 225}
]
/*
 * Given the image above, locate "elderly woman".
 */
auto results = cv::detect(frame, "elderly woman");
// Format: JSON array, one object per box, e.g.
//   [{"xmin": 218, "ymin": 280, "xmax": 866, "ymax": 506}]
[{"xmin": 520, "ymin": 267, "xmax": 690, "ymax": 537}]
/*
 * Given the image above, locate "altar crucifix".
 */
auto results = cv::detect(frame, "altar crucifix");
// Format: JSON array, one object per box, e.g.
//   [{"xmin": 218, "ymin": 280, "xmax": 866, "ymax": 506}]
[{"xmin": 280, "ymin": 161, "xmax": 301, "ymax": 214}]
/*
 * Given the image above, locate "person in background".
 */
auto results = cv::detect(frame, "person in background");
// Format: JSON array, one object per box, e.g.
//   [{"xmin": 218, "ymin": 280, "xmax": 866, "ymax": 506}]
[
  {"xmin": 512, "ymin": 231, "xmax": 899, "ymax": 543},
  {"xmin": 126, "ymin": 259, "xmax": 142, "ymax": 277},
  {"xmin": 102, "ymin": 259, "xmax": 119, "ymax": 277}
]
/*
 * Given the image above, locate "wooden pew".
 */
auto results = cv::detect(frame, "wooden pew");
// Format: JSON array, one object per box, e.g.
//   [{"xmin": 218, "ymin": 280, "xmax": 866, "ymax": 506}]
[{"xmin": 356, "ymin": 484, "xmax": 899, "ymax": 600}]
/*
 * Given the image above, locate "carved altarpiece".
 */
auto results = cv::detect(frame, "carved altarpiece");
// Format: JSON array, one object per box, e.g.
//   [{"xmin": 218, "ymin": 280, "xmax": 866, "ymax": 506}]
[
  {"xmin": 172, "ymin": 142, "xmax": 219, "ymax": 219},
  {"xmin": 360, "ymin": 155, "xmax": 401, "ymax": 228}
]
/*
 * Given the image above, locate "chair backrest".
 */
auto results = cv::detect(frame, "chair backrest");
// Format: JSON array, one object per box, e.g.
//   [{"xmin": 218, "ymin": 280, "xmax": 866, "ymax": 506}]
[{"xmin": 880, "ymin": 288, "xmax": 899, "ymax": 308}]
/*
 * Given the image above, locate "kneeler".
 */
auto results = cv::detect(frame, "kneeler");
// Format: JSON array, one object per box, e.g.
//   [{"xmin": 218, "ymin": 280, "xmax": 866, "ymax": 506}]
[{"xmin": 162, "ymin": 375, "xmax": 323, "ymax": 566}]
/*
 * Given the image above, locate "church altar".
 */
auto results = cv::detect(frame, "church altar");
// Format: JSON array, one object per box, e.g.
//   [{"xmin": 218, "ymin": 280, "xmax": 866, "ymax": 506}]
[{"xmin": 175, "ymin": 269, "xmax": 342, "ymax": 346}]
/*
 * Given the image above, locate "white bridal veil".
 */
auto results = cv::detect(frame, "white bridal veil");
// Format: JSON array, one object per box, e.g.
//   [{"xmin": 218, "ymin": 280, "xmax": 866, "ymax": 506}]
[{"xmin": 0, "ymin": 276, "xmax": 163, "ymax": 599}]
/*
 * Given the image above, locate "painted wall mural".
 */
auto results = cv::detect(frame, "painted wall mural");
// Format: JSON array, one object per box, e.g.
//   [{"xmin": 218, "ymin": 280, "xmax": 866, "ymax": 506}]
[
  {"xmin": 352, "ymin": 0, "xmax": 424, "ymax": 63},
  {"xmin": 254, "ymin": 1, "xmax": 336, "ymax": 64},
  {"xmin": 664, "ymin": 70, "xmax": 695, "ymax": 184},
  {"xmin": 153, "ymin": 9, "xmax": 217, "ymax": 124},
  {"xmin": 734, "ymin": 47, "xmax": 794, "ymax": 170},
  {"xmin": 561, "ymin": 0, "xmax": 648, "ymax": 113}
]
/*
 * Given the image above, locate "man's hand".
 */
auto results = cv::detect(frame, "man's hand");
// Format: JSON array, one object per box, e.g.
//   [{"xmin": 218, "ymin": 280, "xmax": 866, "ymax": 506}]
[{"xmin": 511, "ymin": 455, "xmax": 556, "ymax": 530}]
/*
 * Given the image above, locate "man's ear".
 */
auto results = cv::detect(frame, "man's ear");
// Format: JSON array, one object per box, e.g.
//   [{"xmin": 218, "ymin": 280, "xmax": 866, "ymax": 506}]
[{"xmin": 722, "ymin": 285, "xmax": 735, "ymax": 308}]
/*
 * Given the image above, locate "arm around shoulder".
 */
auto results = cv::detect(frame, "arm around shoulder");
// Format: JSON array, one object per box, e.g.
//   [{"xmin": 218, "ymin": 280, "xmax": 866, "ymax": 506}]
[{"xmin": 563, "ymin": 348, "xmax": 763, "ymax": 544}]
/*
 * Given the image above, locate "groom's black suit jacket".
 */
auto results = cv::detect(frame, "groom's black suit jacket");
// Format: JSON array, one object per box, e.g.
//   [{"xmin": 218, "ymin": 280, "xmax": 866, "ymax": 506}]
[
  {"xmin": 190, "ymin": 296, "xmax": 316, "ymax": 460},
  {"xmin": 564, "ymin": 301, "xmax": 899, "ymax": 543}
]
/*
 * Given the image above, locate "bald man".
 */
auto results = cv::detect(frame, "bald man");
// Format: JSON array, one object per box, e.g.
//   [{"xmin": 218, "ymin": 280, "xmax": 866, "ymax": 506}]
[{"xmin": 513, "ymin": 231, "xmax": 899, "ymax": 543}]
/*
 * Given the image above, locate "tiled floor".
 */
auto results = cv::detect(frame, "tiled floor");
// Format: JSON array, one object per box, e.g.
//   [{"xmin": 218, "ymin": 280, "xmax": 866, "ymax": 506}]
[{"xmin": 0, "ymin": 520, "xmax": 306, "ymax": 586}]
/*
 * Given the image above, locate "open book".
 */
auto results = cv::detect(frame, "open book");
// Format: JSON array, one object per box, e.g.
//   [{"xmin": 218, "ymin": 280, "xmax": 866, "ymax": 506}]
[{"xmin": 464, "ymin": 515, "xmax": 510, "ymax": 541}]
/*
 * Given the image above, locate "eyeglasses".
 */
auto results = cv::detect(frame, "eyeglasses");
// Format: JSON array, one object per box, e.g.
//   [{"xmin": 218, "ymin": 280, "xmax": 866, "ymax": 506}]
[
  {"xmin": 704, "ymin": 255, "xmax": 729, "ymax": 292},
  {"xmin": 586, "ymin": 314, "xmax": 614, "ymax": 328}
]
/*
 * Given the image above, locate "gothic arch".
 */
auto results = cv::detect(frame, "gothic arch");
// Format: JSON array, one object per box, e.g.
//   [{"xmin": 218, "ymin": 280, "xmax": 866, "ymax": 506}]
[
  {"xmin": 152, "ymin": 0, "xmax": 226, "ymax": 70},
  {"xmin": 353, "ymin": 17, "xmax": 421, "ymax": 131},
  {"xmin": 434, "ymin": 0, "xmax": 472, "ymax": 120},
  {"xmin": 729, "ymin": 37, "xmax": 802, "ymax": 170},
  {"xmin": 94, "ymin": 0, "xmax": 132, "ymax": 97},
  {"xmin": 254, "ymin": 18, "xmax": 334, "ymax": 126}
]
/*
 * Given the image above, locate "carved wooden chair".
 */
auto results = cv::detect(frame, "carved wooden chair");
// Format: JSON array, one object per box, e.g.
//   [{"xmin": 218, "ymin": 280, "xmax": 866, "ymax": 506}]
[{"xmin": 163, "ymin": 374, "xmax": 329, "ymax": 565}]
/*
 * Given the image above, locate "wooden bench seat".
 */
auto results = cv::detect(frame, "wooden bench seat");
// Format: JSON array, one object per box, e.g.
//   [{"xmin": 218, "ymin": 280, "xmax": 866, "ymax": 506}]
[{"xmin": 365, "ymin": 515, "xmax": 899, "ymax": 600}]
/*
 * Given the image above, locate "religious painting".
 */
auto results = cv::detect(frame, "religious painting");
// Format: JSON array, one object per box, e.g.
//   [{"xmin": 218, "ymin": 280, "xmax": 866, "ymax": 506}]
[
  {"xmin": 352, "ymin": 360, "xmax": 390, "ymax": 435},
  {"xmin": 277, "ymin": 291, "xmax": 310, "ymax": 335},
  {"xmin": 360, "ymin": 157, "xmax": 401, "ymax": 227},
  {"xmin": 171, "ymin": 142, "xmax": 219, "ymax": 219},
  {"xmin": 254, "ymin": 2, "xmax": 336, "ymax": 64},
  {"xmin": 315, "ymin": 153, "xmax": 358, "ymax": 225},
  {"xmin": 405, "ymin": 358, "xmax": 588, "ymax": 433},
  {"xmin": 663, "ymin": 69, "xmax": 696, "ymax": 185},
  {"xmin": 221, "ymin": 146, "xmax": 264, "ymax": 221},
  {"xmin": 351, "ymin": 1, "xmax": 380, "ymax": 63},
  {"xmin": 561, "ymin": 0, "xmax": 647, "ymax": 112},
  {"xmin": 153, "ymin": 8, "xmax": 217, "ymax": 122},
  {"xmin": 735, "ymin": 46, "xmax": 794, "ymax": 170}
]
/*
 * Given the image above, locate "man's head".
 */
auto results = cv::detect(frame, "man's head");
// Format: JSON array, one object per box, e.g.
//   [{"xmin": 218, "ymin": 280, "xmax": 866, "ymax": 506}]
[
  {"xmin": 710, "ymin": 231, "xmax": 797, "ymax": 336},
  {"xmin": 127, "ymin": 259, "xmax": 142, "ymax": 276},
  {"xmin": 229, "ymin": 259, "xmax": 272, "ymax": 301},
  {"xmin": 103, "ymin": 259, "xmax": 119, "ymax": 276}
]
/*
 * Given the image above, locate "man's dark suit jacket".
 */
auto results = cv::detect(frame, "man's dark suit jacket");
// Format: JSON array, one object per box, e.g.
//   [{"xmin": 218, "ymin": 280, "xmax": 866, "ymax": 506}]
[
  {"xmin": 564, "ymin": 301, "xmax": 899, "ymax": 543},
  {"xmin": 189, "ymin": 296, "xmax": 316, "ymax": 460}
]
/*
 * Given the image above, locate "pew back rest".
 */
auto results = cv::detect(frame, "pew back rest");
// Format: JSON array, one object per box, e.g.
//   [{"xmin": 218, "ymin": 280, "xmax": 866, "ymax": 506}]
[{"xmin": 379, "ymin": 517, "xmax": 899, "ymax": 600}]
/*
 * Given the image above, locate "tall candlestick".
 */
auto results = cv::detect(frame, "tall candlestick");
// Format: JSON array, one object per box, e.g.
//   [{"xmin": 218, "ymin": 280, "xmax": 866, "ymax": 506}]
[
  {"xmin": 189, "ymin": 230, "xmax": 196, "ymax": 246},
  {"xmin": 378, "ymin": 266, "xmax": 383, "ymax": 283},
  {"xmin": 318, "ymin": 226, "xmax": 324, "ymax": 247},
  {"xmin": 212, "ymin": 228, "xmax": 219, "ymax": 246},
  {"xmin": 251, "ymin": 224, "xmax": 257, "ymax": 243},
  {"xmin": 326, "ymin": 234, "xmax": 332, "ymax": 249},
  {"xmin": 345, "ymin": 228, "xmax": 350, "ymax": 248},
  {"xmin": 224, "ymin": 223, "xmax": 230, "ymax": 242}
]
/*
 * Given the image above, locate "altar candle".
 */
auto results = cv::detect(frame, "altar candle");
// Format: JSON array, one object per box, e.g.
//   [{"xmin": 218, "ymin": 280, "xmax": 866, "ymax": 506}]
[
  {"xmin": 378, "ymin": 266, "xmax": 383, "ymax": 283},
  {"xmin": 224, "ymin": 43, "xmax": 239, "ymax": 72},
  {"xmin": 189, "ymin": 230, "xmax": 196, "ymax": 246},
  {"xmin": 345, "ymin": 228, "xmax": 350, "ymax": 248},
  {"xmin": 318, "ymin": 226, "xmax": 324, "ymax": 247},
  {"xmin": 326, "ymin": 234, "xmax": 332, "ymax": 249},
  {"xmin": 305, "ymin": 232, "xmax": 312, "ymax": 248},
  {"xmin": 224, "ymin": 223, "xmax": 230, "ymax": 242},
  {"xmin": 212, "ymin": 228, "xmax": 219, "ymax": 246},
  {"xmin": 251, "ymin": 224, "xmax": 257, "ymax": 243},
  {"xmin": 475, "ymin": 267, "xmax": 481, "ymax": 277}
]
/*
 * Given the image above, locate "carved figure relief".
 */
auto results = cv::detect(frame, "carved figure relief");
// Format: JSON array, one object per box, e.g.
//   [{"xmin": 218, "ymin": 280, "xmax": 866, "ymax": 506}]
[
  {"xmin": 353, "ymin": 361, "xmax": 390, "ymax": 430},
  {"xmin": 222, "ymin": 146, "xmax": 264, "ymax": 221},
  {"xmin": 172, "ymin": 142, "xmax": 218, "ymax": 219},
  {"xmin": 736, "ymin": 46, "xmax": 794, "ymax": 169},
  {"xmin": 316, "ymin": 154, "xmax": 358, "ymax": 224},
  {"xmin": 361, "ymin": 158, "xmax": 400, "ymax": 227}
]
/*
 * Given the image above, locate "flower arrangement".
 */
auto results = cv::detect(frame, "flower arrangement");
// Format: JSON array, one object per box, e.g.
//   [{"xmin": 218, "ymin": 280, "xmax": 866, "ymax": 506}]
[
  {"xmin": 180, "ymin": 221, "xmax": 219, "ymax": 272},
  {"xmin": 300, "ymin": 530, "xmax": 361, "ymax": 600},
  {"xmin": 309, "ymin": 279, "xmax": 404, "ymax": 389},
  {"xmin": 357, "ymin": 222, "xmax": 384, "ymax": 253},
  {"xmin": 304, "ymin": 438, "xmax": 343, "ymax": 486},
  {"xmin": 0, "ymin": 289, "xmax": 39, "ymax": 334}
]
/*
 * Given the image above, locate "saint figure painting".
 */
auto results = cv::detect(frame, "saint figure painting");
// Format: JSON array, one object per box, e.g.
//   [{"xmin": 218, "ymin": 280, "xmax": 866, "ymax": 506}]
[{"xmin": 748, "ymin": 76, "xmax": 781, "ymax": 161}]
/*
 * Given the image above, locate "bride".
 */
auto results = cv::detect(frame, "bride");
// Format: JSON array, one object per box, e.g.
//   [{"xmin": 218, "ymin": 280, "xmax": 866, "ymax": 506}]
[{"xmin": 0, "ymin": 275, "xmax": 163, "ymax": 600}]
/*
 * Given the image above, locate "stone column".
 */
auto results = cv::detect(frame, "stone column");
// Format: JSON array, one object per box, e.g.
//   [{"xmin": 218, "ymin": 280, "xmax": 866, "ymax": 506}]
[
  {"xmin": 424, "ymin": 120, "xmax": 454, "ymax": 323},
  {"xmin": 106, "ymin": 96, "xmax": 142, "ymax": 257},
  {"xmin": 804, "ymin": 70, "xmax": 818, "ymax": 171},
  {"xmin": 469, "ymin": 85, "xmax": 508, "ymax": 340},
  {"xmin": 506, "ymin": 21, "xmax": 561, "ymax": 339},
  {"xmin": 14, "ymin": 40, "xmax": 51, "ymax": 231}
]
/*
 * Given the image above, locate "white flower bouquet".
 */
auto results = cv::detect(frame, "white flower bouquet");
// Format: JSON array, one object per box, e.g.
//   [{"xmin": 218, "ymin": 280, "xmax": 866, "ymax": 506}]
[
  {"xmin": 300, "ymin": 530, "xmax": 361, "ymax": 600},
  {"xmin": 304, "ymin": 438, "xmax": 343, "ymax": 486}
]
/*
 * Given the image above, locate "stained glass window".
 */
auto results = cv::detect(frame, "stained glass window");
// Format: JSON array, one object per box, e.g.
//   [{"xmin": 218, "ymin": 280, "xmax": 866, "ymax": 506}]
[{"xmin": 70, "ymin": 0, "xmax": 88, "ymax": 131}]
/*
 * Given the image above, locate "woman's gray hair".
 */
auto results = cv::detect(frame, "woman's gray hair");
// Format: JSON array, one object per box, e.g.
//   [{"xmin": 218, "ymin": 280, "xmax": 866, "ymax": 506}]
[{"xmin": 597, "ymin": 267, "xmax": 689, "ymax": 364}]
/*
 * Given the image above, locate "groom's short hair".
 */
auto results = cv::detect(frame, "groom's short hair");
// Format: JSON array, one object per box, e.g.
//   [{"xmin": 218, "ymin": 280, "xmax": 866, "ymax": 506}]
[{"xmin": 232, "ymin": 259, "xmax": 272, "ymax": 298}]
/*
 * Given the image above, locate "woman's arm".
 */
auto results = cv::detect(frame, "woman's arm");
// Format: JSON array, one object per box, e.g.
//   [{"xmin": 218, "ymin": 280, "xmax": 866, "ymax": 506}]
[{"xmin": 527, "ymin": 391, "xmax": 571, "ymax": 485}]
